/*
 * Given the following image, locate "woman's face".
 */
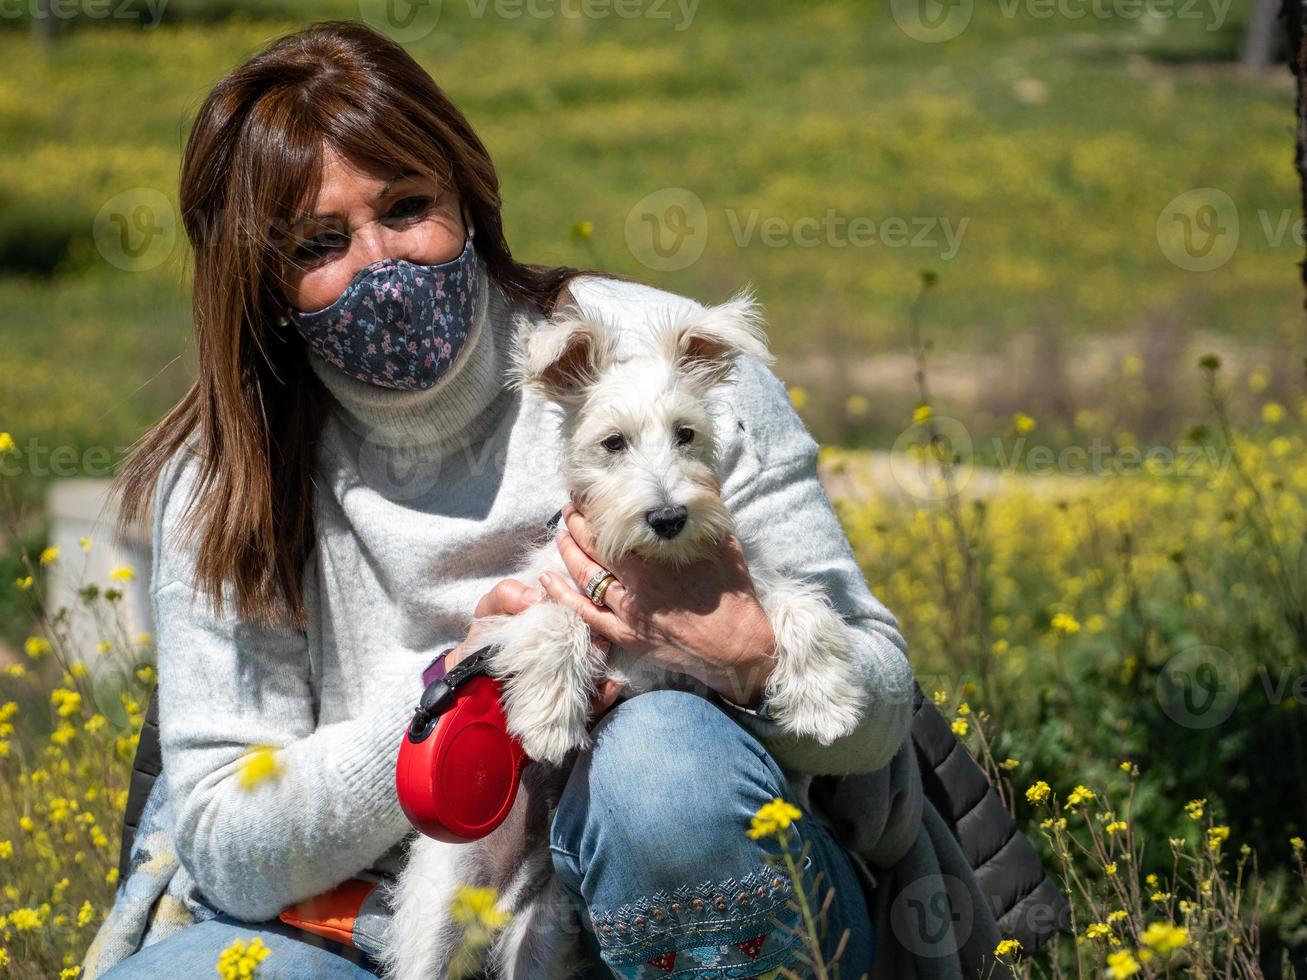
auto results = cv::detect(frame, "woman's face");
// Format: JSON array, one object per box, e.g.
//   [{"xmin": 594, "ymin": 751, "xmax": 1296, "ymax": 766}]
[{"xmin": 277, "ymin": 144, "xmax": 468, "ymax": 314}]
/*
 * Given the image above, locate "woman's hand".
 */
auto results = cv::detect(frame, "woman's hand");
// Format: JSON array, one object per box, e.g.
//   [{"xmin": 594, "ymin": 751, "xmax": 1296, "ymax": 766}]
[
  {"xmin": 537, "ymin": 501, "xmax": 777, "ymax": 709},
  {"xmin": 446, "ymin": 578, "xmax": 625, "ymax": 717}
]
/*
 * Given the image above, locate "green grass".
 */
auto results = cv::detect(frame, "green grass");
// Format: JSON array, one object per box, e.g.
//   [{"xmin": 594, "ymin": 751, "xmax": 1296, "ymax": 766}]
[{"xmin": 0, "ymin": 0, "xmax": 1300, "ymax": 456}]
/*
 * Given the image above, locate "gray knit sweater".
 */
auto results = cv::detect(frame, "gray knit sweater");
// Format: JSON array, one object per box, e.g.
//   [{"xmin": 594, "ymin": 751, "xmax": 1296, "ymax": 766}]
[{"xmin": 147, "ymin": 265, "xmax": 916, "ymax": 927}]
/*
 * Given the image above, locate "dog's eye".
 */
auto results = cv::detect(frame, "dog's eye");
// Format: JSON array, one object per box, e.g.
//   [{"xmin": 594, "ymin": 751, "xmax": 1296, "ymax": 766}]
[
  {"xmin": 675, "ymin": 426, "xmax": 695, "ymax": 446},
  {"xmin": 601, "ymin": 433, "xmax": 626, "ymax": 453}
]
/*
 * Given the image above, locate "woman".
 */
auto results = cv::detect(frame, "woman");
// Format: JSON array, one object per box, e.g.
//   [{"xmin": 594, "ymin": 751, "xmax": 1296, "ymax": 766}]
[{"xmin": 83, "ymin": 18, "xmax": 923, "ymax": 980}]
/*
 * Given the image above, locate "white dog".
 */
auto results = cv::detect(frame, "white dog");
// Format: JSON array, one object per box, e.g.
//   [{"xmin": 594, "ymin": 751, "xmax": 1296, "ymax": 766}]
[{"xmin": 378, "ymin": 289, "xmax": 870, "ymax": 980}]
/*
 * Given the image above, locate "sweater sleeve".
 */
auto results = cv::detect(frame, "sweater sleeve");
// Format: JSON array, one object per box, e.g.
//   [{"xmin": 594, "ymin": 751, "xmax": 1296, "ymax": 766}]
[
  {"xmin": 150, "ymin": 447, "xmax": 421, "ymax": 922},
  {"xmin": 706, "ymin": 354, "xmax": 918, "ymax": 777}
]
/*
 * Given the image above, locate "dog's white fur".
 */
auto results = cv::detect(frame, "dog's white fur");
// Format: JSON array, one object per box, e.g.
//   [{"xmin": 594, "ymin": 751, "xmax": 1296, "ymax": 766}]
[{"xmin": 377, "ymin": 288, "xmax": 870, "ymax": 980}]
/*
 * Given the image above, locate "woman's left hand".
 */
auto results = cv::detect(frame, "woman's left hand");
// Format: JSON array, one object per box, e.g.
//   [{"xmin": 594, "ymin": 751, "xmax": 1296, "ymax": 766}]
[{"xmin": 537, "ymin": 500, "xmax": 777, "ymax": 709}]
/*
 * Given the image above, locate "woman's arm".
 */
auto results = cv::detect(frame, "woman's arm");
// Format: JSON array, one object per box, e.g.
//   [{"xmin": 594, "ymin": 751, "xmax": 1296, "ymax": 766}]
[
  {"xmin": 150, "ymin": 449, "xmax": 421, "ymax": 922},
  {"xmin": 703, "ymin": 352, "xmax": 917, "ymax": 777}
]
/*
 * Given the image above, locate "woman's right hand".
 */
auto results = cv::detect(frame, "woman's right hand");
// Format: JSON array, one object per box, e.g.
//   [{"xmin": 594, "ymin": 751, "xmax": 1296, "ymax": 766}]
[{"xmin": 445, "ymin": 578, "xmax": 625, "ymax": 718}]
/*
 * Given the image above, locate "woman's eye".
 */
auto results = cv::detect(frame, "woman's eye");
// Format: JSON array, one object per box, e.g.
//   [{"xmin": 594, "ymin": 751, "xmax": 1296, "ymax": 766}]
[
  {"xmin": 675, "ymin": 426, "xmax": 695, "ymax": 445},
  {"xmin": 291, "ymin": 233, "xmax": 345, "ymax": 265},
  {"xmin": 386, "ymin": 196, "xmax": 434, "ymax": 222},
  {"xmin": 601, "ymin": 434, "xmax": 626, "ymax": 453}
]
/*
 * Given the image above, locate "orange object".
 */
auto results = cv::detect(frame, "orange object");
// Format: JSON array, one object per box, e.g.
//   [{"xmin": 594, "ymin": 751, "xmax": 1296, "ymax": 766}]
[{"xmin": 278, "ymin": 877, "xmax": 378, "ymax": 949}]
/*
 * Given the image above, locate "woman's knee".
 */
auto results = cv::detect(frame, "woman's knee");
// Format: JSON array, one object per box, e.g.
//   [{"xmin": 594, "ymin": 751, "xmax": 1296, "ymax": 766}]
[{"xmin": 549, "ymin": 689, "xmax": 792, "ymax": 883}]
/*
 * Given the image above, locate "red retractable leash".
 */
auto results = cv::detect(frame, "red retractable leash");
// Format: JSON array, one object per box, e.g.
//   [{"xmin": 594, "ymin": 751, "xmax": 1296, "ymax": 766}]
[{"xmin": 395, "ymin": 644, "xmax": 530, "ymax": 843}]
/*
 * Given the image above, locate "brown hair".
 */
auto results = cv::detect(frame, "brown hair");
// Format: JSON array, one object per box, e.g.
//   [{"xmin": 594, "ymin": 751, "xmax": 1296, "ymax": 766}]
[{"xmin": 110, "ymin": 19, "xmax": 627, "ymax": 631}]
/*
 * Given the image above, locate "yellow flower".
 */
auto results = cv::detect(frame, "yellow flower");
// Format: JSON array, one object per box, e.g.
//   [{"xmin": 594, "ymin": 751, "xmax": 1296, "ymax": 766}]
[
  {"xmin": 913, "ymin": 403, "xmax": 933, "ymax": 423},
  {"xmin": 1026, "ymin": 781, "xmax": 1051, "ymax": 805},
  {"xmin": 1119, "ymin": 760, "xmax": 1132, "ymax": 772},
  {"xmin": 79, "ymin": 536, "xmax": 92, "ymax": 553},
  {"xmin": 846, "ymin": 394, "xmax": 869, "ymax": 417},
  {"xmin": 109, "ymin": 565, "xmax": 135, "ymax": 582},
  {"xmin": 1106, "ymin": 949, "xmax": 1141, "ymax": 978},
  {"xmin": 951, "ymin": 718, "xmax": 969, "ymax": 737},
  {"xmin": 238, "ymin": 747, "xmax": 283, "ymax": 790},
  {"xmin": 1066, "ymin": 784, "xmax": 1095, "ymax": 807},
  {"xmin": 1106, "ymin": 910, "xmax": 1128, "ymax": 923},
  {"xmin": 1140, "ymin": 921, "xmax": 1188, "ymax": 956},
  {"xmin": 932, "ymin": 690, "xmax": 948, "ymax": 706},
  {"xmin": 994, "ymin": 938, "xmax": 1022, "ymax": 957},
  {"xmin": 39, "ymin": 545, "xmax": 59, "ymax": 565},
  {"xmin": 1207, "ymin": 825, "xmax": 1230, "ymax": 853},
  {"xmin": 956, "ymin": 702, "xmax": 971, "ymax": 716},
  {"xmin": 1104, "ymin": 861, "xmax": 1118, "ymax": 876},
  {"xmin": 1050, "ymin": 612, "xmax": 1080, "ymax": 634},
  {"xmin": 1184, "ymin": 798, "xmax": 1206, "ymax": 820},
  {"xmin": 77, "ymin": 900, "xmax": 96, "ymax": 928},
  {"xmin": 747, "ymin": 797, "xmax": 803, "ymax": 840},
  {"xmin": 216, "ymin": 937, "xmax": 272, "ymax": 980},
  {"xmin": 13, "ymin": 575, "xmax": 32, "ymax": 591},
  {"xmin": 0, "ymin": 432, "xmax": 14, "ymax": 454},
  {"xmin": 450, "ymin": 884, "xmax": 512, "ymax": 930},
  {"xmin": 4, "ymin": 664, "xmax": 25, "ymax": 678},
  {"xmin": 136, "ymin": 632, "xmax": 153, "ymax": 646},
  {"xmin": 0, "ymin": 702, "xmax": 16, "ymax": 723},
  {"xmin": 1289, "ymin": 836, "xmax": 1303, "ymax": 855},
  {"xmin": 51, "ymin": 689, "xmax": 82, "ymax": 718},
  {"xmin": 0, "ymin": 947, "xmax": 8, "ymax": 968},
  {"xmin": 0, "ymin": 841, "xmax": 12, "ymax": 859},
  {"xmin": 1105, "ymin": 821, "xmax": 1128, "ymax": 835},
  {"xmin": 1084, "ymin": 922, "xmax": 1112, "ymax": 941},
  {"xmin": 1262, "ymin": 402, "xmax": 1286, "ymax": 424},
  {"xmin": 1000, "ymin": 757, "xmax": 1020, "ymax": 771},
  {"xmin": 137, "ymin": 665, "xmax": 156, "ymax": 686},
  {"xmin": 570, "ymin": 219, "xmax": 594, "ymax": 240},
  {"xmin": 1013, "ymin": 412, "xmax": 1036, "ymax": 434},
  {"xmin": 788, "ymin": 386, "xmax": 809, "ymax": 411}
]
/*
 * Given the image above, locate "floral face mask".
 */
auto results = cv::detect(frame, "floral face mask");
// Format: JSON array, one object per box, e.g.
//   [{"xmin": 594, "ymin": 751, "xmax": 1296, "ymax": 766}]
[{"xmin": 281, "ymin": 221, "xmax": 481, "ymax": 391}]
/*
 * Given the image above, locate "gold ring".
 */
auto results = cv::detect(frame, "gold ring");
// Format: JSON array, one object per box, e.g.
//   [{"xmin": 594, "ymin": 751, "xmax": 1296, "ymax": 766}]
[{"xmin": 588, "ymin": 572, "xmax": 618, "ymax": 608}]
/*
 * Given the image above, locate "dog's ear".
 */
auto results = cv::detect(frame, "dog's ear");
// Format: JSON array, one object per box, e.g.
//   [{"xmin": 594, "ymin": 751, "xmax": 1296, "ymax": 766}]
[
  {"xmin": 659, "ymin": 286, "xmax": 775, "ymax": 388},
  {"xmin": 507, "ymin": 310, "xmax": 619, "ymax": 404}
]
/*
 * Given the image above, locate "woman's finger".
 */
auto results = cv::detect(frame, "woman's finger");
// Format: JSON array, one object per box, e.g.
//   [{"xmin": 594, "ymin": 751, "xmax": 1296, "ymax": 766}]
[
  {"xmin": 591, "ymin": 677, "xmax": 625, "ymax": 715},
  {"xmin": 554, "ymin": 529, "xmax": 631, "ymax": 621},
  {"xmin": 538, "ymin": 569, "xmax": 627, "ymax": 643}
]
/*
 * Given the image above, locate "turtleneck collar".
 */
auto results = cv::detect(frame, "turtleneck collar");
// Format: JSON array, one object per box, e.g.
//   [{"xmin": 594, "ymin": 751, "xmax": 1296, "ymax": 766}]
[{"xmin": 308, "ymin": 259, "xmax": 522, "ymax": 453}]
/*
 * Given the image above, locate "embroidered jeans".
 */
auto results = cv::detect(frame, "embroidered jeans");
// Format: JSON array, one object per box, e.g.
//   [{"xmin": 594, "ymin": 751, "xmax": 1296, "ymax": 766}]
[{"xmin": 550, "ymin": 688, "xmax": 876, "ymax": 980}]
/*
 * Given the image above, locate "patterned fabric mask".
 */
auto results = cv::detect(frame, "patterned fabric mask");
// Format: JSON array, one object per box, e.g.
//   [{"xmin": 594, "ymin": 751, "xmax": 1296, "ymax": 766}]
[{"xmin": 282, "ymin": 223, "xmax": 481, "ymax": 391}]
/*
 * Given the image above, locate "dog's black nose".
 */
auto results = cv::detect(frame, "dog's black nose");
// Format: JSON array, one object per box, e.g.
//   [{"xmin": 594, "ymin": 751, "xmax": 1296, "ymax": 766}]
[{"xmin": 646, "ymin": 505, "xmax": 688, "ymax": 539}]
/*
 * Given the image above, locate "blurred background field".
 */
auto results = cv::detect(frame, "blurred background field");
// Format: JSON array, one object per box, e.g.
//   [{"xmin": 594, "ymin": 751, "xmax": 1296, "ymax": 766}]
[{"xmin": 3, "ymin": 0, "xmax": 1307, "ymax": 976}]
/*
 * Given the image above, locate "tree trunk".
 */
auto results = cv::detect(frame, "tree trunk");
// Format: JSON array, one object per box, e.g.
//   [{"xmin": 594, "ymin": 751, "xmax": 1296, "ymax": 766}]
[{"xmin": 1285, "ymin": 0, "xmax": 1307, "ymax": 304}]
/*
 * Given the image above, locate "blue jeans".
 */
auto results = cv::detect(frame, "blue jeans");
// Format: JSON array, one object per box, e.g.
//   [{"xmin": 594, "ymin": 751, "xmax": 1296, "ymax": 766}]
[
  {"xmin": 102, "ymin": 688, "xmax": 873, "ymax": 980},
  {"xmin": 550, "ymin": 688, "xmax": 875, "ymax": 980},
  {"xmin": 98, "ymin": 911, "xmax": 383, "ymax": 979}
]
